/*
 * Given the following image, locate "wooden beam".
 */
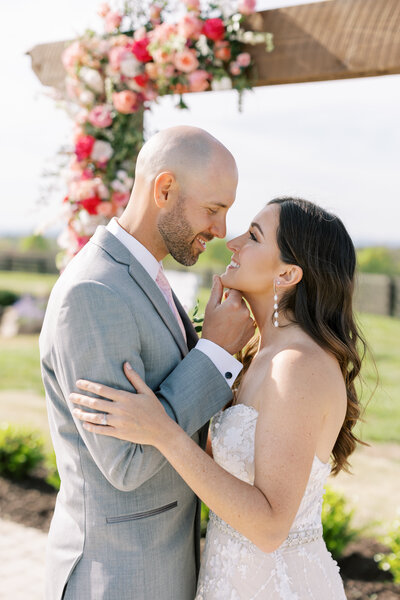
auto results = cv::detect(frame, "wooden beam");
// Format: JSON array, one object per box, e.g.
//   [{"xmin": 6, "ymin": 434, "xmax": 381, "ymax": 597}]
[
  {"xmin": 245, "ymin": 0, "xmax": 400, "ymax": 86},
  {"xmin": 27, "ymin": 0, "xmax": 400, "ymax": 92}
]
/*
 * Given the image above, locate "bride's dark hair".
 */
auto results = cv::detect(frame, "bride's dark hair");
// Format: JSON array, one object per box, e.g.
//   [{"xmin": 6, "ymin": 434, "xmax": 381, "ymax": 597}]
[{"xmin": 235, "ymin": 197, "xmax": 367, "ymax": 475}]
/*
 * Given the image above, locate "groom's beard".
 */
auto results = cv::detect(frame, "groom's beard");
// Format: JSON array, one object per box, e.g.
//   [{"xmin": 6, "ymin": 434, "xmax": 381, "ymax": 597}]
[{"xmin": 158, "ymin": 197, "xmax": 212, "ymax": 266}]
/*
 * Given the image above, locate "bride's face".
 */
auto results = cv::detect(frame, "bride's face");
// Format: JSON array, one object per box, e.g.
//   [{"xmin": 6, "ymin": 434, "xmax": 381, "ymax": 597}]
[{"xmin": 221, "ymin": 204, "xmax": 283, "ymax": 295}]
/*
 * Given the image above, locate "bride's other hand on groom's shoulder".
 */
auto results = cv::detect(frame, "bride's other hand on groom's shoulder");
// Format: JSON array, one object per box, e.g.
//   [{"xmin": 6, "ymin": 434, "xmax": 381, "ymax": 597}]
[{"xmin": 202, "ymin": 275, "xmax": 255, "ymax": 355}]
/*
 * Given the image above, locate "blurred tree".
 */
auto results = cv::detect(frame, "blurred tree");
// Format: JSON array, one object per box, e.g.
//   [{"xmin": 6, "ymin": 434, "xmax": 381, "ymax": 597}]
[
  {"xmin": 357, "ymin": 247, "xmax": 400, "ymax": 275},
  {"xmin": 19, "ymin": 235, "xmax": 51, "ymax": 253}
]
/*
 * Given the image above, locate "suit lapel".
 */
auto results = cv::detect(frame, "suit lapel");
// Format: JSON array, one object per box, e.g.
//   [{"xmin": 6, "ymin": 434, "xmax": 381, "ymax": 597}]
[
  {"xmin": 172, "ymin": 291, "xmax": 199, "ymax": 351},
  {"xmin": 90, "ymin": 227, "xmax": 188, "ymax": 357}
]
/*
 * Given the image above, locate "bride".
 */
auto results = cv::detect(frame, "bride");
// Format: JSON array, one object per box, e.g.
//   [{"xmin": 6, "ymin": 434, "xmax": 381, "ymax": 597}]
[{"xmin": 72, "ymin": 197, "xmax": 365, "ymax": 599}]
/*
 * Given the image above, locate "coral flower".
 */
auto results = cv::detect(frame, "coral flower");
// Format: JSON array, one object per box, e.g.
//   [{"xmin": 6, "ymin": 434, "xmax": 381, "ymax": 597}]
[{"xmin": 174, "ymin": 49, "xmax": 199, "ymax": 73}]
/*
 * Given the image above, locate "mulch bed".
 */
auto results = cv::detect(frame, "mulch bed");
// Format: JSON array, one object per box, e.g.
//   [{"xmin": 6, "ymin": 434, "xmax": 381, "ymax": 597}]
[{"xmin": 1, "ymin": 474, "xmax": 399, "ymax": 598}]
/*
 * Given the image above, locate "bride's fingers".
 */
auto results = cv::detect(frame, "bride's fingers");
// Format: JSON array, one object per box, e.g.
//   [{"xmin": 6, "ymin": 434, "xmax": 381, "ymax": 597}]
[
  {"xmin": 76, "ymin": 379, "xmax": 124, "ymax": 401},
  {"xmin": 70, "ymin": 393, "xmax": 115, "ymax": 414},
  {"xmin": 123, "ymin": 363, "xmax": 151, "ymax": 393},
  {"xmin": 82, "ymin": 421, "xmax": 118, "ymax": 437},
  {"xmin": 72, "ymin": 407, "xmax": 115, "ymax": 427}
]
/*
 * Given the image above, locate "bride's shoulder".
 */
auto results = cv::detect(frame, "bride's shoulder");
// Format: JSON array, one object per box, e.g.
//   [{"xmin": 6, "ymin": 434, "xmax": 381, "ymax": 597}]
[{"xmin": 260, "ymin": 339, "xmax": 345, "ymax": 406}]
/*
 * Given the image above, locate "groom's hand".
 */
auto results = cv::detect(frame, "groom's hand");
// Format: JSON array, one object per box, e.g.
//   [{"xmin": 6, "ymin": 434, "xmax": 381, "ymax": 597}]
[{"xmin": 202, "ymin": 276, "xmax": 255, "ymax": 355}]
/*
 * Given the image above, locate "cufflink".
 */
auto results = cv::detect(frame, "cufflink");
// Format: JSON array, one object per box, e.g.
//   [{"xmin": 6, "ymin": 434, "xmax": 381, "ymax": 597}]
[{"xmin": 224, "ymin": 372, "xmax": 233, "ymax": 380}]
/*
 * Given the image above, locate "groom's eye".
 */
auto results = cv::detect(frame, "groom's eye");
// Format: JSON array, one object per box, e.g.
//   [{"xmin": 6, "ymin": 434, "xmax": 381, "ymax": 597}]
[{"xmin": 207, "ymin": 208, "xmax": 218, "ymax": 215}]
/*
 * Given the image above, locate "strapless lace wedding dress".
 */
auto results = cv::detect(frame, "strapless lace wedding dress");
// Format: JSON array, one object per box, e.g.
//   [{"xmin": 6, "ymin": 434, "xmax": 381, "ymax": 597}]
[{"xmin": 195, "ymin": 404, "xmax": 346, "ymax": 600}]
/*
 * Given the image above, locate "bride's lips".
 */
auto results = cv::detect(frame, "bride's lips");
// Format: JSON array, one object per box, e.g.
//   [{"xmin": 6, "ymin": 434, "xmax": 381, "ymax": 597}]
[{"xmin": 226, "ymin": 258, "xmax": 240, "ymax": 271}]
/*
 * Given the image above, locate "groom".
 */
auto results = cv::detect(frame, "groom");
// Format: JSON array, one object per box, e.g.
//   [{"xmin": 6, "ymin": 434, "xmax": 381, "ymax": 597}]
[{"xmin": 40, "ymin": 126, "xmax": 254, "ymax": 600}]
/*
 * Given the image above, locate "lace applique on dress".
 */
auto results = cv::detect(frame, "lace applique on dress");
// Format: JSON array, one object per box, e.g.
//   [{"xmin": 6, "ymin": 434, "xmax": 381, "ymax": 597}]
[{"xmin": 195, "ymin": 405, "xmax": 346, "ymax": 600}]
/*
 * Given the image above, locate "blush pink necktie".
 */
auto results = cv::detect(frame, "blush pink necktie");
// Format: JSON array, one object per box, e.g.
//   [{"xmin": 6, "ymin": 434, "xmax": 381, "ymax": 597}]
[{"xmin": 156, "ymin": 267, "xmax": 187, "ymax": 342}]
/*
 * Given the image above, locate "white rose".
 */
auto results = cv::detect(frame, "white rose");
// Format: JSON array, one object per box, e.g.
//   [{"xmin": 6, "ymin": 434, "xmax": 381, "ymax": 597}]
[
  {"xmin": 211, "ymin": 77, "xmax": 232, "ymax": 91},
  {"xmin": 120, "ymin": 55, "xmax": 141, "ymax": 78},
  {"xmin": 79, "ymin": 67, "xmax": 104, "ymax": 94},
  {"xmin": 111, "ymin": 179, "xmax": 127, "ymax": 192},
  {"xmin": 79, "ymin": 90, "xmax": 95, "ymax": 105},
  {"xmin": 91, "ymin": 140, "xmax": 114, "ymax": 162}
]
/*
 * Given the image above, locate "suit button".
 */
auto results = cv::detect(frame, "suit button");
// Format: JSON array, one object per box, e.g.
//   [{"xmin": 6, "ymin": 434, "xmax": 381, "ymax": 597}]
[{"xmin": 225, "ymin": 372, "xmax": 233, "ymax": 380}]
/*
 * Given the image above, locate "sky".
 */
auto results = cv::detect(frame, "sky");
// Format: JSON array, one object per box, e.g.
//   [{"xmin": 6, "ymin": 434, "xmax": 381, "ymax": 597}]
[{"xmin": 2, "ymin": 0, "xmax": 400, "ymax": 246}]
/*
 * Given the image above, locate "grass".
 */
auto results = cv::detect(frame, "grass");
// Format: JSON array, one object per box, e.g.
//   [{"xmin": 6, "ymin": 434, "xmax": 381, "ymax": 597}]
[
  {"xmin": 0, "ymin": 270, "xmax": 398, "ymax": 444},
  {"xmin": 0, "ymin": 270, "xmax": 58, "ymax": 296}
]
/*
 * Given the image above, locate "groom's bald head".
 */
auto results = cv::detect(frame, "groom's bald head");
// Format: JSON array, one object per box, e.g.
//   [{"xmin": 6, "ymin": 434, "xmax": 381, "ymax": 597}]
[
  {"xmin": 120, "ymin": 126, "xmax": 238, "ymax": 263},
  {"xmin": 134, "ymin": 125, "xmax": 237, "ymax": 192}
]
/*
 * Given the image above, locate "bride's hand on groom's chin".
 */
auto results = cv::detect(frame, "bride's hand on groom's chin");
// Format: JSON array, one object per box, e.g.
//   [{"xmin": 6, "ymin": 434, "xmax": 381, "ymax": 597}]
[
  {"xmin": 70, "ymin": 364, "xmax": 174, "ymax": 447},
  {"xmin": 202, "ymin": 276, "xmax": 255, "ymax": 355}
]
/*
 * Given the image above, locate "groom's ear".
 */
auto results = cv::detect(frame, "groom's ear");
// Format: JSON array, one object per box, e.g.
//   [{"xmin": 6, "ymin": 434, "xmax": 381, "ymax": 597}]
[{"xmin": 154, "ymin": 171, "xmax": 176, "ymax": 208}]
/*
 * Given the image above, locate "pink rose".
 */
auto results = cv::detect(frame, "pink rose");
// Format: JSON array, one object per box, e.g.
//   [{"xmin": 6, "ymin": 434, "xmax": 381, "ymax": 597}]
[
  {"xmin": 130, "ymin": 38, "xmax": 152, "ymax": 63},
  {"xmin": 174, "ymin": 49, "xmax": 199, "ymax": 73},
  {"xmin": 108, "ymin": 46, "xmax": 127, "ymax": 70},
  {"xmin": 150, "ymin": 22, "xmax": 176, "ymax": 44},
  {"xmin": 112, "ymin": 90, "xmax": 139, "ymax": 114},
  {"xmin": 178, "ymin": 14, "xmax": 203, "ymax": 39},
  {"xmin": 88, "ymin": 105, "xmax": 113, "ymax": 128},
  {"xmin": 182, "ymin": 0, "xmax": 200, "ymax": 11},
  {"xmin": 188, "ymin": 70, "xmax": 210, "ymax": 92},
  {"xmin": 134, "ymin": 27, "xmax": 148, "ymax": 41},
  {"xmin": 97, "ymin": 201, "xmax": 117, "ymax": 217},
  {"xmin": 112, "ymin": 191, "xmax": 130, "ymax": 206},
  {"xmin": 62, "ymin": 41, "xmax": 85, "ymax": 73},
  {"xmin": 229, "ymin": 62, "xmax": 241, "ymax": 76},
  {"xmin": 105, "ymin": 11, "xmax": 123, "ymax": 33},
  {"xmin": 214, "ymin": 41, "xmax": 231, "ymax": 62},
  {"xmin": 202, "ymin": 18, "xmax": 225, "ymax": 42},
  {"xmin": 149, "ymin": 5, "xmax": 163, "ymax": 21},
  {"xmin": 98, "ymin": 3, "xmax": 110, "ymax": 17},
  {"xmin": 238, "ymin": 0, "xmax": 257, "ymax": 15},
  {"xmin": 75, "ymin": 135, "xmax": 95, "ymax": 161},
  {"xmin": 236, "ymin": 52, "xmax": 251, "ymax": 67}
]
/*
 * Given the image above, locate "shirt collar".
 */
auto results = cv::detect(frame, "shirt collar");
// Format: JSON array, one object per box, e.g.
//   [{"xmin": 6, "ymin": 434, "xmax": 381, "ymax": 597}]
[{"xmin": 106, "ymin": 218, "xmax": 161, "ymax": 281}]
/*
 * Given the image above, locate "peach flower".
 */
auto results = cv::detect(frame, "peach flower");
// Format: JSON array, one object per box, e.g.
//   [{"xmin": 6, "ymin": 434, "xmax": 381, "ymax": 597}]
[
  {"xmin": 178, "ymin": 14, "xmax": 203, "ymax": 39},
  {"xmin": 229, "ymin": 62, "xmax": 241, "ymax": 76},
  {"xmin": 214, "ymin": 41, "xmax": 231, "ymax": 62},
  {"xmin": 188, "ymin": 70, "xmax": 210, "ymax": 92},
  {"xmin": 112, "ymin": 90, "xmax": 138, "ymax": 113},
  {"xmin": 98, "ymin": 3, "xmax": 110, "ymax": 17},
  {"xmin": 182, "ymin": 0, "xmax": 200, "ymax": 11},
  {"xmin": 149, "ymin": 5, "xmax": 163, "ymax": 21},
  {"xmin": 174, "ymin": 49, "xmax": 199, "ymax": 73},
  {"xmin": 145, "ymin": 62, "xmax": 161, "ymax": 79}
]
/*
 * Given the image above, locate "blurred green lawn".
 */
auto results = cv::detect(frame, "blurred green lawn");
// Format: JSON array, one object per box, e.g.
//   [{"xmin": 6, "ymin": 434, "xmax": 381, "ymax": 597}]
[{"xmin": 0, "ymin": 271, "xmax": 399, "ymax": 444}]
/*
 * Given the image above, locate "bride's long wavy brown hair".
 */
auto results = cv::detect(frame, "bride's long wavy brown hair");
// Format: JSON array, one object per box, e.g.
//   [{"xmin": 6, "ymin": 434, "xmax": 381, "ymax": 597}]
[{"xmin": 234, "ymin": 197, "xmax": 368, "ymax": 475}]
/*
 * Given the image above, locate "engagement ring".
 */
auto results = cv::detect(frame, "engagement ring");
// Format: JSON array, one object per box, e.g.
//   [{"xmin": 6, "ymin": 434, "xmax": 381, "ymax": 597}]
[{"xmin": 101, "ymin": 413, "xmax": 108, "ymax": 426}]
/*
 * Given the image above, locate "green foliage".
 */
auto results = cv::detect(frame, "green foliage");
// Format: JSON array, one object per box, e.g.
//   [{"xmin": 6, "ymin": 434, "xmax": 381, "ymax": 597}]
[
  {"xmin": 191, "ymin": 300, "xmax": 205, "ymax": 334},
  {"xmin": 0, "ymin": 289, "xmax": 19, "ymax": 307},
  {"xmin": 321, "ymin": 486, "xmax": 358, "ymax": 559},
  {"xmin": 201, "ymin": 502, "xmax": 210, "ymax": 537},
  {"xmin": 19, "ymin": 234, "xmax": 51, "ymax": 253},
  {"xmin": 375, "ymin": 515, "xmax": 400, "ymax": 582},
  {"xmin": 357, "ymin": 246, "xmax": 400, "ymax": 275},
  {"xmin": 0, "ymin": 423, "xmax": 45, "ymax": 480},
  {"xmin": 45, "ymin": 451, "xmax": 61, "ymax": 490}
]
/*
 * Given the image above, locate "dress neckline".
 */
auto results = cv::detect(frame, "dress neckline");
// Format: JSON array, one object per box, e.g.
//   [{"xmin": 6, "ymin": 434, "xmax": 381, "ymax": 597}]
[{"xmin": 221, "ymin": 402, "xmax": 331, "ymax": 469}]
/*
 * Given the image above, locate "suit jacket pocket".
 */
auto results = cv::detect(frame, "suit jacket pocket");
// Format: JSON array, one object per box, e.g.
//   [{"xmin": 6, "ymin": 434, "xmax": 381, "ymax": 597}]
[{"xmin": 106, "ymin": 501, "xmax": 178, "ymax": 524}]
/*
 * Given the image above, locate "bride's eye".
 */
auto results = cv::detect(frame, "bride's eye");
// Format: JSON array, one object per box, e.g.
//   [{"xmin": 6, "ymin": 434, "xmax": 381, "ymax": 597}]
[{"xmin": 249, "ymin": 231, "xmax": 257, "ymax": 241}]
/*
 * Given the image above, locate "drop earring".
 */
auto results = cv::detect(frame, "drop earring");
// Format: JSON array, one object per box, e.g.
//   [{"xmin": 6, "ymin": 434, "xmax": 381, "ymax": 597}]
[{"xmin": 273, "ymin": 280, "xmax": 280, "ymax": 327}]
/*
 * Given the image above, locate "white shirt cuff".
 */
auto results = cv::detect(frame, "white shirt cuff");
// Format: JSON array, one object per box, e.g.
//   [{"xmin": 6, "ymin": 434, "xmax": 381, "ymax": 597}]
[{"xmin": 195, "ymin": 338, "xmax": 243, "ymax": 388}]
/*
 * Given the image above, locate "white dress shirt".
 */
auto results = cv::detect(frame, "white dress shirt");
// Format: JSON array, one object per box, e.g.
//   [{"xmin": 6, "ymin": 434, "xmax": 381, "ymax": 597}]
[{"xmin": 106, "ymin": 218, "xmax": 242, "ymax": 386}]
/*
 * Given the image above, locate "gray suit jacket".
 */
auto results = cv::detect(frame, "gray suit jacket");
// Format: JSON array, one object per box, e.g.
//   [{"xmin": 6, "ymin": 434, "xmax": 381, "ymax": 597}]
[{"xmin": 39, "ymin": 227, "xmax": 232, "ymax": 600}]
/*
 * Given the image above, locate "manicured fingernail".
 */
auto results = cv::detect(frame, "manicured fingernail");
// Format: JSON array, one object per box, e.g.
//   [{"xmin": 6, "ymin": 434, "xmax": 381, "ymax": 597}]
[{"xmin": 125, "ymin": 362, "xmax": 132, "ymax": 370}]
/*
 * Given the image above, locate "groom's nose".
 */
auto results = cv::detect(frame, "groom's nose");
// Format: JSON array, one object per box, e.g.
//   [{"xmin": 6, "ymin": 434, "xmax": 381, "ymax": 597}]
[{"xmin": 210, "ymin": 215, "xmax": 227, "ymax": 239}]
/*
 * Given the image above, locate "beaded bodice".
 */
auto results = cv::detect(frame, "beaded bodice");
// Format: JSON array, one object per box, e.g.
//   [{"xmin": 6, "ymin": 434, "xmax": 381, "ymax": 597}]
[{"xmin": 210, "ymin": 404, "xmax": 331, "ymax": 534}]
